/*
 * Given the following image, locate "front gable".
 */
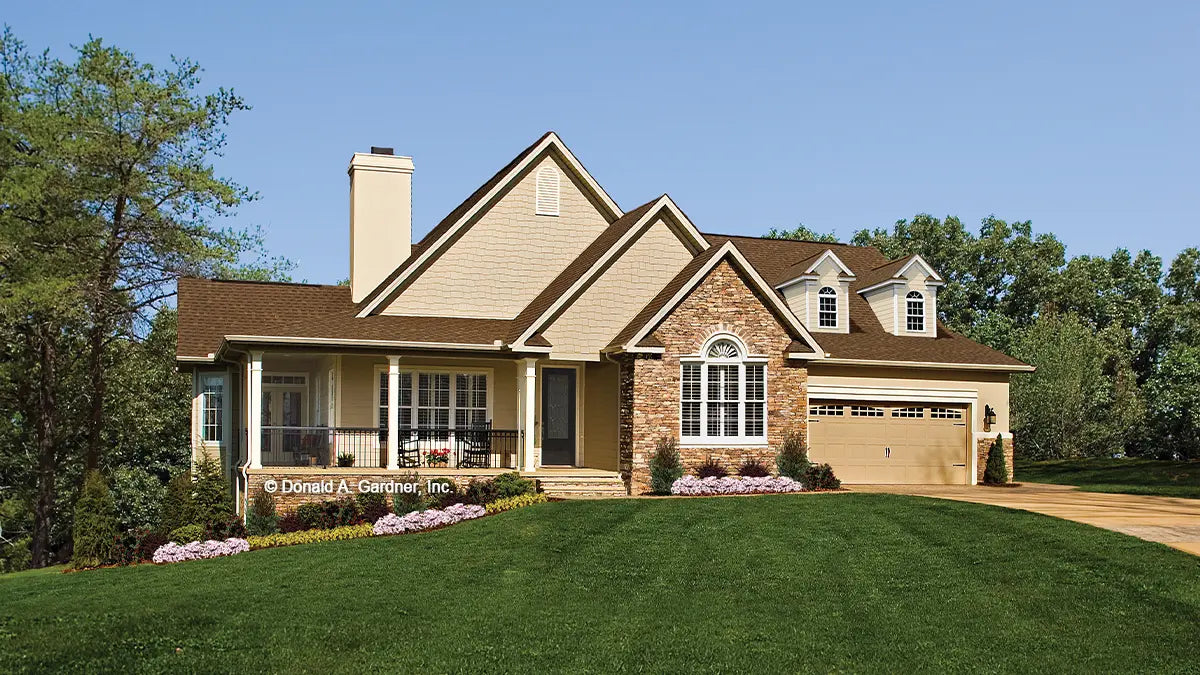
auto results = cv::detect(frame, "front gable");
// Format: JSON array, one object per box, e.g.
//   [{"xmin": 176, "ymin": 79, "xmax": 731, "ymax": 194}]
[{"xmin": 379, "ymin": 152, "xmax": 616, "ymax": 319}]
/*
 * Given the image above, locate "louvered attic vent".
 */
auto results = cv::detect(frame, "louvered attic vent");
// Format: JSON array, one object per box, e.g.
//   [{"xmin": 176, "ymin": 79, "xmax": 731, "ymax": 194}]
[{"xmin": 535, "ymin": 164, "xmax": 560, "ymax": 216}]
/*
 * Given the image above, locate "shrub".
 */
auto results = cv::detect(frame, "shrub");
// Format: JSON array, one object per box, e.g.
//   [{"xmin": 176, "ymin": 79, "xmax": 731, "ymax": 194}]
[
  {"xmin": 485, "ymin": 493, "xmax": 549, "ymax": 514},
  {"xmin": 671, "ymin": 475, "xmax": 805, "ymax": 496},
  {"xmin": 72, "ymin": 470, "xmax": 120, "ymax": 569},
  {"xmin": 372, "ymin": 504, "xmax": 485, "ymax": 535},
  {"xmin": 426, "ymin": 478, "xmax": 462, "ymax": 509},
  {"xmin": 296, "ymin": 502, "xmax": 326, "ymax": 530},
  {"xmin": 246, "ymin": 489, "xmax": 279, "ymax": 536},
  {"xmin": 2, "ymin": 536, "xmax": 32, "ymax": 574},
  {"xmin": 109, "ymin": 467, "xmax": 166, "ymax": 532},
  {"xmin": 736, "ymin": 459, "xmax": 771, "ymax": 477},
  {"xmin": 695, "ymin": 458, "xmax": 728, "ymax": 479},
  {"xmin": 247, "ymin": 523, "xmax": 374, "ymax": 550},
  {"xmin": 131, "ymin": 529, "xmax": 168, "ymax": 563},
  {"xmin": 648, "ymin": 437, "xmax": 683, "ymax": 495},
  {"xmin": 324, "ymin": 498, "xmax": 363, "ymax": 528},
  {"xmin": 191, "ymin": 455, "xmax": 233, "ymax": 527},
  {"xmin": 355, "ymin": 492, "xmax": 390, "ymax": 524},
  {"xmin": 204, "ymin": 516, "xmax": 247, "ymax": 540},
  {"xmin": 392, "ymin": 473, "xmax": 426, "ymax": 514},
  {"xmin": 803, "ymin": 463, "xmax": 841, "ymax": 490},
  {"xmin": 984, "ymin": 434, "xmax": 1009, "ymax": 484},
  {"xmin": 278, "ymin": 512, "xmax": 306, "ymax": 533},
  {"xmin": 775, "ymin": 430, "xmax": 811, "ymax": 480},
  {"xmin": 463, "ymin": 478, "xmax": 499, "ymax": 505},
  {"xmin": 168, "ymin": 524, "xmax": 206, "ymax": 544},
  {"xmin": 159, "ymin": 472, "xmax": 194, "ymax": 535},
  {"xmin": 152, "ymin": 538, "xmax": 249, "ymax": 564},
  {"xmin": 337, "ymin": 452, "xmax": 355, "ymax": 467},
  {"xmin": 491, "ymin": 472, "xmax": 536, "ymax": 499}
]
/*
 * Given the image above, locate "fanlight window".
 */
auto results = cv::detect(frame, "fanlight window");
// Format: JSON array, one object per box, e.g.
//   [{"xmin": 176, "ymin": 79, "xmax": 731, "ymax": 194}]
[
  {"xmin": 818, "ymin": 286, "xmax": 838, "ymax": 328},
  {"xmin": 707, "ymin": 339, "xmax": 741, "ymax": 359},
  {"xmin": 906, "ymin": 291, "xmax": 925, "ymax": 332}
]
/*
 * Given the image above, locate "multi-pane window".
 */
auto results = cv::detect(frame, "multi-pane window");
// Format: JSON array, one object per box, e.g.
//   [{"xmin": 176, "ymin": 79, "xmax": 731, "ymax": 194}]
[
  {"xmin": 850, "ymin": 405, "xmax": 884, "ymax": 417},
  {"xmin": 680, "ymin": 338, "xmax": 767, "ymax": 443},
  {"xmin": 809, "ymin": 405, "xmax": 844, "ymax": 416},
  {"xmin": 378, "ymin": 371, "xmax": 484, "ymax": 430},
  {"xmin": 892, "ymin": 407, "xmax": 925, "ymax": 418},
  {"xmin": 200, "ymin": 374, "xmax": 224, "ymax": 443},
  {"xmin": 818, "ymin": 286, "xmax": 838, "ymax": 328},
  {"xmin": 929, "ymin": 407, "xmax": 963, "ymax": 419},
  {"xmin": 906, "ymin": 291, "xmax": 925, "ymax": 332}
]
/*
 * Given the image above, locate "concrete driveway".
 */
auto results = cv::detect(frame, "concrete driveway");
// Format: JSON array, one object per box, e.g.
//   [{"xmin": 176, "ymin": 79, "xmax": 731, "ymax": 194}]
[{"xmin": 852, "ymin": 483, "xmax": 1200, "ymax": 556}]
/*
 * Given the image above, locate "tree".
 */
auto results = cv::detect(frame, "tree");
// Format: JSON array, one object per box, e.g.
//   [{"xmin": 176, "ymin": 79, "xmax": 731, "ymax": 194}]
[
  {"xmin": 190, "ymin": 455, "xmax": 232, "ymax": 526},
  {"xmin": 71, "ymin": 470, "xmax": 118, "ymax": 569},
  {"xmin": 1144, "ymin": 344, "xmax": 1200, "ymax": 460},
  {"xmin": 764, "ymin": 224, "xmax": 840, "ymax": 243},
  {"xmin": 983, "ymin": 435, "xmax": 1009, "ymax": 484}
]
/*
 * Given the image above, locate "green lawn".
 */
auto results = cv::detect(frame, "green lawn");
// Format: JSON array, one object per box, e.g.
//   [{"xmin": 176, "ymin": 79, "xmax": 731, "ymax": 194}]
[
  {"xmin": 2, "ymin": 495, "xmax": 1199, "ymax": 673},
  {"xmin": 1018, "ymin": 457, "xmax": 1200, "ymax": 498}
]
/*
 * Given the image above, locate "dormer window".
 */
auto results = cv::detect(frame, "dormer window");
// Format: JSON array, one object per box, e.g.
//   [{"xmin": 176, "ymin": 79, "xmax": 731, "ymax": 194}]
[
  {"xmin": 818, "ymin": 286, "xmax": 838, "ymax": 328},
  {"xmin": 535, "ymin": 165, "xmax": 560, "ymax": 216},
  {"xmin": 906, "ymin": 291, "xmax": 925, "ymax": 332}
]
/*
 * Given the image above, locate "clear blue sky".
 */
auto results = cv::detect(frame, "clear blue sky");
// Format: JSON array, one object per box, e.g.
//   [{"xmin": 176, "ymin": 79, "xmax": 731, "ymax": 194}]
[{"xmin": 8, "ymin": 1, "xmax": 1198, "ymax": 284}]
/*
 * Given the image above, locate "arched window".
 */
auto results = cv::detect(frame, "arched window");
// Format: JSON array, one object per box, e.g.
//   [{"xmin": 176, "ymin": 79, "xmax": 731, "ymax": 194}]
[
  {"xmin": 906, "ymin": 291, "xmax": 925, "ymax": 332},
  {"xmin": 680, "ymin": 335, "xmax": 766, "ymax": 443},
  {"xmin": 818, "ymin": 286, "xmax": 838, "ymax": 328}
]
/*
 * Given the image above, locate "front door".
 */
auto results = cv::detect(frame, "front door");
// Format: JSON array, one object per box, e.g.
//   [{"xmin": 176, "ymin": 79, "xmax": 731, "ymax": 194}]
[{"xmin": 541, "ymin": 368, "xmax": 576, "ymax": 465}]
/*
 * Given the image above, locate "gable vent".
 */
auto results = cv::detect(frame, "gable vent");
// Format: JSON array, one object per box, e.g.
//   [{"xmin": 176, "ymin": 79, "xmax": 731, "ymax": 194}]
[{"xmin": 535, "ymin": 164, "xmax": 560, "ymax": 216}]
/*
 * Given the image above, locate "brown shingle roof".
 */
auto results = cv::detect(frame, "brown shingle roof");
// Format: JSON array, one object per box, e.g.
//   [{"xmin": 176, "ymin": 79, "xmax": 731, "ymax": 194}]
[{"xmin": 855, "ymin": 255, "xmax": 919, "ymax": 290}]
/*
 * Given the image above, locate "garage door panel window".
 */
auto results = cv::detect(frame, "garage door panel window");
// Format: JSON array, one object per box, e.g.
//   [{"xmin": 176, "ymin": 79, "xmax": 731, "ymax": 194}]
[
  {"xmin": 810, "ymin": 405, "xmax": 844, "ymax": 416},
  {"xmin": 892, "ymin": 407, "xmax": 925, "ymax": 418},
  {"xmin": 681, "ymin": 338, "xmax": 767, "ymax": 444},
  {"xmin": 850, "ymin": 405, "xmax": 884, "ymax": 417},
  {"xmin": 929, "ymin": 407, "xmax": 963, "ymax": 419}
]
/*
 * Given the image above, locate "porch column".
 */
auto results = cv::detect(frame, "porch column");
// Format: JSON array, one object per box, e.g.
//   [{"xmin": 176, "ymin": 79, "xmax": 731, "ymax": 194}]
[
  {"xmin": 247, "ymin": 351, "xmax": 264, "ymax": 469},
  {"xmin": 386, "ymin": 356, "xmax": 400, "ymax": 470},
  {"xmin": 521, "ymin": 358, "xmax": 538, "ymax": 472}
]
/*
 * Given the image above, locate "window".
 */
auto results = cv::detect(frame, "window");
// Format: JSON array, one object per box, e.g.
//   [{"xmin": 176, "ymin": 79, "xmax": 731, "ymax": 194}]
[
  {"xmin": 263, "ymin": 374, "xmax": 305, "ymax": 385},
  {"xmin": 818, "ymin": 286, "xmax": 838, "ymax": 328},
  {"xmin": 809, "ymin": 405, "xmax": 844, "ymax": 416},
  {"xmin": 680, "ymin": 337, "xmax": 767, "ymax": 443},
  {"xmin": 930, "ymin": 407, "xmax": 963, "ymax": 419},
  {"xmin": 377, "ymin": 370, "xmax": 484, "ymax": 430},
  {"xmin": 200, "ymin": 374, "xmax": 224, "ymax": 443},
  {"xmin": 535, "ymin": 165, "xmax": 560, "ymax": 216},
  {"xmin": 906, "ymin": 291, "xmax": 925, "ymax": 332},
  {"xmin": 892, "ymin": 407, "xmax": 924, "ymax": 418},
  {"xmin": 850, "ymin": 405, "xmax": 884, "ymax": 417}
]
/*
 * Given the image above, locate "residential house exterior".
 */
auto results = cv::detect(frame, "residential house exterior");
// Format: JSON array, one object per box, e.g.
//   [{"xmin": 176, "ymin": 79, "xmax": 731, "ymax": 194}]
[{"xmin": 175, "ymin": 132, "xmax": 1030, "ymax": 510}]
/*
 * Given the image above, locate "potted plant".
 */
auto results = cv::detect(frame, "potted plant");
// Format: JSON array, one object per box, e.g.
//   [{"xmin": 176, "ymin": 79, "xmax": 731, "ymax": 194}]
[
  {"xmin": 337, "ymin": 452, "xmax": 355, "ymax": 468},
  {"xmin": 425, "ymin": 448, "xmax": 450, "ymax": 467}
]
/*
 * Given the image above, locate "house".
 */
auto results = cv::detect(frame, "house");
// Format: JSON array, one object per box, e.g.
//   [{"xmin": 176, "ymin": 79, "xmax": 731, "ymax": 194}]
[{"xmin": 175, "ymin": 132, "xmax": 1030, "ymax": 507}]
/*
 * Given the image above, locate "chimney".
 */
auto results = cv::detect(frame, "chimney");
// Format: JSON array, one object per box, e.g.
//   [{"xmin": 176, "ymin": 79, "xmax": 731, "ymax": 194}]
[{"xmin": 348, "ymin": 148, "xmax": 414, "ymax": 303}]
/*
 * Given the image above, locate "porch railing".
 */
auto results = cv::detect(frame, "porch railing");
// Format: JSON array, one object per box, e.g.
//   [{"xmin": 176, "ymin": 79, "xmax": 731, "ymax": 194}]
[{"xmin": 259, "ymin": 426, "xmax": 520, "ymax": 470}]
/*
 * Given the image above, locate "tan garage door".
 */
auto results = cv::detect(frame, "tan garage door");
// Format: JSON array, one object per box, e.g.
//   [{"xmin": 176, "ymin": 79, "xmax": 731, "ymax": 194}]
[{"xmin": 807, "ymin": 402, "xmax": 969, "ymax": 484}]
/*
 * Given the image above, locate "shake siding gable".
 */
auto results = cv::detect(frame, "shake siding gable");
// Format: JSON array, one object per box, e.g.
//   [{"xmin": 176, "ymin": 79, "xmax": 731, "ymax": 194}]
[
  {"xmin": 381, "ymin": 154, "xmax": 612, "ymax": 319},
  {"xmin": 541, "ymin": 217, "xmax": 694, "ymax": 360}
]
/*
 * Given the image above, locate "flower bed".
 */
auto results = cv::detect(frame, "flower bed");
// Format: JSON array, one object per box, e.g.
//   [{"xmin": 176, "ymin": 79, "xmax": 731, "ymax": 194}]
[
  {"xmin": 247, "ymin": 524, "xmax": 373, "ymax": 550},
  {"xmin": 373, "ymin": 503, "xmax": 485, "ymax": 535},
  {"xmin": 151, "ymin": 538, "xmax": 249, "ymax": 564},
  {"xmin": 670, "ymin": 475, "xmax": 806, "ymax": 496},
  {"xmin": 485, "ymin": 493, "xmax": 549, "ymax": 514}
]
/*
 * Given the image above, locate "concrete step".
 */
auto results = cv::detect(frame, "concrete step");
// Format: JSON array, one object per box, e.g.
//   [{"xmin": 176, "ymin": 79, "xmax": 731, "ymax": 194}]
[{"xmin": 535, "ymin": 474, "xmax": 628, "ymax": 498}]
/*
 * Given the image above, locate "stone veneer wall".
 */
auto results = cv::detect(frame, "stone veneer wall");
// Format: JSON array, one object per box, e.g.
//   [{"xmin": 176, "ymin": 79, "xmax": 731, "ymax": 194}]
[
  {"xmin": 246, "ymin": 470, "xmax": 490, "ymax": 512},
  {"xmin": 975, "ymin": 435, "xmax": 1015, "ymax": 483},
  {"xmin": 620, "ymin": 261, "xmax": 808, "ymax": 494}
]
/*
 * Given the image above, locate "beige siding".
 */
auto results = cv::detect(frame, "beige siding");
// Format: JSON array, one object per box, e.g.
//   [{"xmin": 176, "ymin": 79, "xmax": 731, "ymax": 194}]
[
  {"xmin": 901, "ymin": 273, "xmax": 937, "ymax": 337},
  {"xmin": 862, "ymin": 286, "xmax": 895, "ymax": 334},
  {"xmin": 583, "ymin": 360, "xmax": 620, "ymax": 470},
  {"xmin": 541, "ymin": 218, "xmax": 694, "ymax": 360},
  {"xmin": 381, "ymin": 154, "xmax": 612, "ymax": 319},
  {"xmin": 781, "ymin": 258, "xmax": 851, "ymax": 334}
]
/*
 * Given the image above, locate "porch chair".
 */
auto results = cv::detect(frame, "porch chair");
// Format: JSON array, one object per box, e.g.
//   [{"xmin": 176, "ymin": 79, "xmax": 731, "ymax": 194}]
[
  {"xmin": 455, "ymin": 421, "xmax": 493, "ymax": 469},
  {"xmin": 396, "ymin": 428, "xmax": 421, "ymax": 468}
]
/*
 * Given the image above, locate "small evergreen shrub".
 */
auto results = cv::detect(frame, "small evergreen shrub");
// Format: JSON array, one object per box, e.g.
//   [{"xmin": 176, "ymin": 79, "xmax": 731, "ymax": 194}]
[
  {"xmin": 159, "ymin": 472, "xmax": 195, "ymax": 534},
  {"xmin": 775, "ymin": 430, "xmax": 811, "ymax": 480},
  {"xmin": 296, "ymin": 503, "xmax": 325, "ymax": 530},
  {"xmin": 72, "ymin": 470, "xmax": 120, "ymax": 569},
  {"xmin": 246, "ymin": 489, "xmax": 279, "ymax": 536},
  {"xmin": 485, "ymin": 493, "xmax": 549, "ymax": 514},
  {"xmin": 191, "ymin": 456, "xmax": 233, "ymax": 527},
  {"xmin": 491, "ymin": 472, "xmax": 536, "ymax": 499},
  {"xmin": 695, "ymin": 458, "xmax": 728, "ymax": 479},
  {"xmin": 648, "ymin": 437, "xmax": 683, "ymax": 495},
  {"xmin": 984, "ymin": 434, "xmax": 1009, "ymax": 484},
  {"xmin": 392, "ymin": 473, "xmax": 425, "ymax": 514},
  {"xmin": 427, "ymin": 478, "xmax": 462, "ymax": 508},
  {"xmin": 168, "ymin": 524, "xmax": 206, "ymax": 544},
  {"xmin": 204, "ymin": 516, "xmax": 247, "ymax": 540},
  {"xmin": 464, "ymin": 478, "xmax": 499, "ymax": 505},
  {"xmin": 736, "ymin": 458, "xmax": 771, "ymax": 477},
  {"xmin": 324, "ymin": 498, "xmax": 363, "ymax": 527},
  {"xmin": 802, "ymin": 463, "xmax": 841, "ymax": 490},
  {"xmin": 355, "ymin": 492, "xmax": 390, "ymax": 523}
]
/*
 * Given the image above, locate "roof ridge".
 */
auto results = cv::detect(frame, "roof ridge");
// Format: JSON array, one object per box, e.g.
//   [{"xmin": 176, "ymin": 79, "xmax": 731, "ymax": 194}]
[
  {"xmin": 180, "ymin": 276, "xmax": 346, "ymax": 290},
  {"xmin": 702, "ymin": 231, "xmax": 863, "ymax": 248}
]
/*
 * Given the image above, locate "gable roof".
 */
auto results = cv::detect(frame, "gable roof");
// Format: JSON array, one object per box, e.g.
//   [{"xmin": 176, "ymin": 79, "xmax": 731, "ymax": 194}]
[
  {"xmin": 506, "ymin": 194, "xmax": 709, "ymax": 348},
  {"xmin": 857, "ymin": 253, "xmax": 944, "ymax": 293},
  {"xmin": 355, "ymin": 132, "xmax": 624, "ymax": 317},
  {"xmin": 607, "ymin": 241, "xmax": 825, "ymax": 356}
]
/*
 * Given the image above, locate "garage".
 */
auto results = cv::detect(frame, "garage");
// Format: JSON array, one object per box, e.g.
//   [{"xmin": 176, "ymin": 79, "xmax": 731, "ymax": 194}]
[{"xmin": 806, "ymin": 402, "xmax": 969, "ymax": 484}]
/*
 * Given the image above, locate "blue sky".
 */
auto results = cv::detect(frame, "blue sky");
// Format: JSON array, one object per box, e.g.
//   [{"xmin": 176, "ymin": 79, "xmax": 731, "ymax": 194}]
[{"xmin": 7, "ymin": 1, "xmax": 1198, "ymax": 284}]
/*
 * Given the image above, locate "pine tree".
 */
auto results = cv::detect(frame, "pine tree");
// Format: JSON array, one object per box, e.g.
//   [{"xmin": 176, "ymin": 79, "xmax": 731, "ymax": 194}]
[
  {"xmin": 191, "ymin": 456, "xmax": 233, "ymax": 526},
  {"xmin": 984, "ymin": 434, "xmax": 1009, "ymax": 484},
  {"xmin": 71, "ymin": 471, "xmax": 119, "ymax": 568}
]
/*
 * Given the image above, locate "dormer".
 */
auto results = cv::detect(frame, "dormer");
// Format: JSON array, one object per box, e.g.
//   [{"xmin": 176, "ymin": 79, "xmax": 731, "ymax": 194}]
[
  {"xmin": 857, "ymin": 254, "xmax": 944, "ymax": 337},
  {"xmin": 774, "ymin": 249, "xmax": 855, "ymax": 334}
]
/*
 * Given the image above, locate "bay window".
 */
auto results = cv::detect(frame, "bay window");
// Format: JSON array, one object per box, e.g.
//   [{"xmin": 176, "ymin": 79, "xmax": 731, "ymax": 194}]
[{"xmin": 680, "ymin": 337, "xmax": 767, "ymax": 444}]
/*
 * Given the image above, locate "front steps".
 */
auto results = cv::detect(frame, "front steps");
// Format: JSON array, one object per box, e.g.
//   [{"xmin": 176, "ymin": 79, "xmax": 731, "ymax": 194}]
[{"xmin": 532, "ymin": 470, "xmax": 628, "ymax": 498}]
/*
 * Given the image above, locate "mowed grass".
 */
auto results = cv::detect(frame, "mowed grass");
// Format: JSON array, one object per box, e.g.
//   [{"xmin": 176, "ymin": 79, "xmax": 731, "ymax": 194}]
[
  {"xmin": 1018, "ymin": 457, "xmax": 1200, "ymax": 499},
  {"xmin": 2, "ymin": 495, "xmax": 1199, "ymax": 673}
]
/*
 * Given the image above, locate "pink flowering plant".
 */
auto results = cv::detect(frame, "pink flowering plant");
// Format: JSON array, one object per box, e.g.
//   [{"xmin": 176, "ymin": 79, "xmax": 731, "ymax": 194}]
[
  {"xmin": 372, "ymin": 503, "xmax": 485, "ymax": 535},
  {"xmin": 670, "ymin": 475, "xmax": 806, "ymax": 496},
  {"xmin": 152, "ymin": 537, "xmax": 249, "ymax": 564}
]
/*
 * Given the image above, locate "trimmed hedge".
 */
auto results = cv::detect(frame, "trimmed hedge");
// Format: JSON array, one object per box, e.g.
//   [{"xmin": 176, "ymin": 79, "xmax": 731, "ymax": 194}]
[
  {"xmin": 247, "ymin": 523, "xmax": 374, "ymax": 550},
  {"xmin": 485, "ymin": 493, "xmax": 549, "ymax": 514}
]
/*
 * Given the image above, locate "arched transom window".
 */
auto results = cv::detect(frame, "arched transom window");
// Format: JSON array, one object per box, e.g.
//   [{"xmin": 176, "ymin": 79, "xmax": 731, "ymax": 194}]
[
  {"xmin": 906, "ymin": 291, "xmax": 925, "ymax": 332},
  {"xmin": 818, "ymin": 286, "xmax": 838, "ymax": 328},
  {"xmin": 681, "ymin": 336, "xmax": 767, "ymax": 444}
]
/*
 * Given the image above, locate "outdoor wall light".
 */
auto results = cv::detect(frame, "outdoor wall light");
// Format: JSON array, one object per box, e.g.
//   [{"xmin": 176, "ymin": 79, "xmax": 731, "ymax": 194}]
[{"xmin": 984, "ymin": 405, "xmax": 997, "ymax": 431}]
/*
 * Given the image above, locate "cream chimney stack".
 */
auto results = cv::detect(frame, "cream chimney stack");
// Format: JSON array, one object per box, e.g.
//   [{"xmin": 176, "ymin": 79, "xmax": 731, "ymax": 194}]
[{"xmin": 348, "ymin": 148, "xmax": 413, "ymax": 303}]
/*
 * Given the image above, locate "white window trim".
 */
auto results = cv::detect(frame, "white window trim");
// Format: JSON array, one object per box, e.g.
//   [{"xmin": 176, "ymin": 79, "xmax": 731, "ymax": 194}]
[
  {"xmin": 679, "ymin": 335, "xmax": 769, "ymax": 447},
  {"xmin": 372, "ymin": 365, "xmax": 495, "ymax": 430},
  {"xmin": 818, "ymin": 286, "xmax": 838, "ymax": 329},
  {"xmin": 198, "ymin": 373, "xmax": 226, "ymax": 446},
  {"xmin": 905, "ymin": 291, "xmax": 926, "ymax": 333}
]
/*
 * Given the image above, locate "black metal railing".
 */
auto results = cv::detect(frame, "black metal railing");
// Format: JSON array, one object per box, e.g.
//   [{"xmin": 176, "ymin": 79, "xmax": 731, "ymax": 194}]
[{"xmin": 259, "ymin": 426, "xmax": 520, "ymax": 469}]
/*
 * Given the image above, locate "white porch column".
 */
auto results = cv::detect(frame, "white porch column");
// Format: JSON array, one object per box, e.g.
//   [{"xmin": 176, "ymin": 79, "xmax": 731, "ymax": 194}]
[
  {"xmin": 247, "ymin": 351, "xmax": 264, "ymax": 469},
  {"xmin": 386, "ymin": 356, "xmax": 400, "ymax": 470},
  {"xmin": 521, "ymin": 358, "xmax": 538, "ymax": 472}
]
